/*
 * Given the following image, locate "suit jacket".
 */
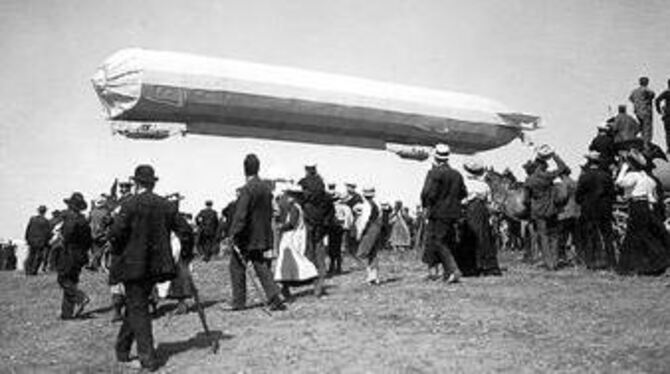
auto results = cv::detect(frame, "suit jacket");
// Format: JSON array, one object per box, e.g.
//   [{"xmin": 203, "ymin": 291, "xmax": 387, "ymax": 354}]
[
  {"xmin": 108, "ymin": 191, "xmax": 194, "ymax": 284},
  {"xmin": 56, "ymin": 209, "xmax": 92, "ymax": 274},
  {"xmin": 196, "ymin": 207, "xmax": 219, "ymax": 237},
  {"xmin": 25, "ymin": 215, "xmax": 51, "ymax": 248},
  {"xmin": 420, "ymin": 163, "xmax": 467, "ymax": 221},
  {"xmin": 575, "ymin": 165, "xmax": 614, "ymax": 221},
  {"xmin": 230, "ymin": 176, "xmax": 274, "ymax": 252},
  {"xmin": 298, "ymin": 173, "xmax": 333, "ymax": 226}
]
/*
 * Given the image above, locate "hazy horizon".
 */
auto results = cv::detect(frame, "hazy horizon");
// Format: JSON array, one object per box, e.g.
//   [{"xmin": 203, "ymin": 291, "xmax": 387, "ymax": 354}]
[{"xmin": 2, "ymin": 0, "xmax": 670, "ymax": 240}]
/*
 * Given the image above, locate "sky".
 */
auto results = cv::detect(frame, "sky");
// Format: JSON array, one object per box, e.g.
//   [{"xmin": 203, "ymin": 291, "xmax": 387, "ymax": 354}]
[{"xmin": 2, "ymin": 0, "xmax": 670, "ymax": 239}]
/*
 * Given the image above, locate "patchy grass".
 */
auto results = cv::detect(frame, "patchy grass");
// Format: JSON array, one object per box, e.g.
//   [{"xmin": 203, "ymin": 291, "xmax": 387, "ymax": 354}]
[{"xmin": 1, "ymin": 251, "xmax": 669, "ymax": 373}]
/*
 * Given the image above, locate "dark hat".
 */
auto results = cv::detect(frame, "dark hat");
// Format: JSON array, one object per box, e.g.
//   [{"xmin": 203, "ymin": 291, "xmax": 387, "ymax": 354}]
[
  {"xmin": 131, "ymin": 164, "xmax": 158, "ymax": 184},
  {"xmin": 345, "ymin": 182, "xmax": 357, "ymax": 188},
  {"xmin": 64, "ymin": 192, "xmax": 87, "ymax": 211},
  {"xmin": 37, "ymin": 205, "xmax": 47, "ymax": 214},
  {"xmin": 305, "ymin": 164, "xmax": 317, "ymax": 171},
  {"xmin": 205, "ymin": 200, "xmax": 213, "ymax": 206},
  {"xmin": 363, "ymin": 187, "xmax": 376, "ymax": 198}
]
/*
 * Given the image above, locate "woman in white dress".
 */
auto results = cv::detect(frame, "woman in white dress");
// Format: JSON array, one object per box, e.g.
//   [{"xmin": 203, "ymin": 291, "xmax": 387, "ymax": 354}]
[
  {"xmin": 274, "ymin": 190, "xmax": 318, "ymax": 298},
  {"xmin": 615, "ymin": 153, "xmax": 670, "ymax": 275}
]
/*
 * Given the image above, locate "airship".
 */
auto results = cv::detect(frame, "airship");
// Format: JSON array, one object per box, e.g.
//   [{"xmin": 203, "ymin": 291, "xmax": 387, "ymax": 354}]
[{"xmin": 91, "ymin": 48, "xmax": 540, "ymax": 159}]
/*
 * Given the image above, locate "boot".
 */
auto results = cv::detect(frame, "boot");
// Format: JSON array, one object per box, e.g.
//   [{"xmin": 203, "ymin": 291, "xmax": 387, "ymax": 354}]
[{"xmin": 111, "ymin": 294, "xmax": 124, "ymax": 322}]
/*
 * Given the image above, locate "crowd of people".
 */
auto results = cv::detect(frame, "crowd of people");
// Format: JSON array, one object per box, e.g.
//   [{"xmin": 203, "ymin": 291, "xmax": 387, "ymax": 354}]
[{"xmin": 3, "ymin": 76, "xmax": 670, "ymax": 371}]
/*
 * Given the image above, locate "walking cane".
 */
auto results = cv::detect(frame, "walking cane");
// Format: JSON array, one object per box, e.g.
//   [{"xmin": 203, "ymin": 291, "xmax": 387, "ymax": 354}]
[
  {"xmin": 185, "ymin": 268, "xmax": 220, "ymax": 354},
  {"xmin": 232, "ymin": 245, "xmax": 272, "ymax": 316}
]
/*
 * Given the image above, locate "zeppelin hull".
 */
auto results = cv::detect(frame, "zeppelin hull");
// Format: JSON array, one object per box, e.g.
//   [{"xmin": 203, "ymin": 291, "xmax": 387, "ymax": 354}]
[{"xmin": 92, "ymin": 49, "xmax": 536, "ymax": 154}]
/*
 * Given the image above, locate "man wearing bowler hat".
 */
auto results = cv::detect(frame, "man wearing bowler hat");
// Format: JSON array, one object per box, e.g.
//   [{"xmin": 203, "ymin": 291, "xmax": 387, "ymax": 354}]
[
  {"xmin": 57, "ymin": 192, "xmax": 92, "ymax": 319},
  {"xmin": 108, "ymin": 165, "xmax": 194, "ymax": 371}
]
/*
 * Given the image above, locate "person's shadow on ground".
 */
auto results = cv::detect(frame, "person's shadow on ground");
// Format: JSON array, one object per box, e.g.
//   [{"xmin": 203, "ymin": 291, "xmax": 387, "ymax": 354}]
[{"xmin": 155, "ymin": 330, "xmax": 232, "ymax": 366}]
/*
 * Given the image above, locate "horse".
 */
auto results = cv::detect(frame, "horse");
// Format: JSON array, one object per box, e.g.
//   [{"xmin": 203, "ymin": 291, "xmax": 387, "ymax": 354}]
[{"xmin": 484, "ymin": 168, "xmax": 529, "ymax": 252}]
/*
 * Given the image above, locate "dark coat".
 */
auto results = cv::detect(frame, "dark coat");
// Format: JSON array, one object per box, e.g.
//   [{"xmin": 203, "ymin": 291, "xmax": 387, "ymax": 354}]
[
  {"xmin": 196, "ymin": 207, "xmax": 219, "ymax": 237},
  {"xmin": 108, "ymin": 191, "xmax": 194, "ymax": 284},
  {"xmin": 589, "ymin": 134, "xmax": 615, "ymax": 167},
  {"xmin": 612, "ymin": 113, "xmax": 640, "ymax": 143},
  {"xmin": 230, "ymin": 176, "xmax": 274, "ymax": 252},
  {"xmin": 56, "ymin": 209, "xmax": 92, "ymax": 274},
  {"xmin": 575, "ymin": 165, "xmax": 615, "ymax": 221},
  {"xmin": 25, "ymin": 215, "xmax": 51, "ymax": 248},
  {"xmin": 298, "ymin": 173, "xmax": 333, "ymax": 226},
  {"xmin": 525, "ymin": 155, "xmax": 570, "ymax": 219},
  {"xmin": 420, "ymin": 163, "xmax": 467, "ymax": 221}
]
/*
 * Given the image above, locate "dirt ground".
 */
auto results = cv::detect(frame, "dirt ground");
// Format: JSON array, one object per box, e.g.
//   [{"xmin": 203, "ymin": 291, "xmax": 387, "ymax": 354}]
[{"xmin": 1, "ymin": 251, "xmax": 669, "ymax": 373}]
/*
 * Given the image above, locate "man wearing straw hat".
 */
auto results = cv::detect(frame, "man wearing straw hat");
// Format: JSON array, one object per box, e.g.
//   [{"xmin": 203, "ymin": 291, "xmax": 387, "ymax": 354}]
[{"xmin": 420, "ymin": 144, "xmax": 466, "ymax": 283}]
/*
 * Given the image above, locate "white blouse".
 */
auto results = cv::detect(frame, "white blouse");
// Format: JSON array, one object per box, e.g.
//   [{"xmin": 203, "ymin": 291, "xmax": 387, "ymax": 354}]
[
  {"xmin": 615, "ymin": 170, "xmax": 658, "ymax": 202},
  {"xmin": 464, "ymin": 177, "xmax": 491, "ymax": 203}
]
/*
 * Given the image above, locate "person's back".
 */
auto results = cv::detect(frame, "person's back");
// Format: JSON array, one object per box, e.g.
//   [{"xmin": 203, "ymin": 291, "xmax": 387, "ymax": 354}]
[
  {"xmin": 109, "ymin": 190, "xmax": 191, "ymax": 283},
  {"xmin": 589, "ymin": 132, "xmax": 615, "ymax": 165},
  {"xmin": 196, "ymin": 207, "xmax": 218, "ymax": 237},
  {"xmin": 612, "ymin": 112, "xmax": 640, "ymax": 143},
  {"xmin": 25, "ymin": 214, "xmax": 51, "ymax": 248},
  {"xmin": 231, "ymin": 176, "xmax": 274, "ymax": 251},
  {"xmin": 576, "ymin": 166, "xmax": 614, "ymax": 221},
  {"xmin": 630, "ymin": 85, "xmax": 655, "ymax": 118},
  {"xmin": 298, "ymin": 173, "xmax": 329, "ymax": 226},
  {"xmin": 421, "ymin": 163, "xmax": 466, "ymax": 221}
]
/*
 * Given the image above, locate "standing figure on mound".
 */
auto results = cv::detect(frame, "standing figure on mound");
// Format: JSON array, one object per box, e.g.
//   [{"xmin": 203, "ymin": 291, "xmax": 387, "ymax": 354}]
[
  {"xmin": 611, "ymin": 104, "xmax": 641, "ymax": 154},
  {"xmin": 459, "ymin": 158, "xmax": 502, "ymax": 276},
  {"xmin": 615, "ymin": 152, "xmax": 670, "ymax": 276},
  {"xmin": 274, "ymin": 189, "xmax": 318, "ymax": 300},
  {"xmin": 24, "ymin": 205, "xmax": 51, "ymax": 276},
  {"xmin": 228, "ymin": 154, "xmax": 286, "ymax": 311},
  {"xmin": 354, "ymin": 187, "xmax": 383, "ymax": 284},
  {"xmin": 629, "ymin": 76, "xmax": 656, "ymax": 144},
  {"xmin": 298, "ymin": 164, "xmax": 333, "ymax": 297},
  {"xmin": 57, "ymin": 192, "xmax": 92, "ymax": 320},
  {"xmin": 420, "ymin": 144, "xmax": 466, "ymax": 283},
  {"xmin": 195, "ymin": 200, "xmax": 219, "ymax": 262},
  {"xmin": 108, "ymin": 165, "xmax": 194, "ymax": 371},
  {"xmin": 655, "ymin": 79, "xmax": 670, "ymax": 154}
]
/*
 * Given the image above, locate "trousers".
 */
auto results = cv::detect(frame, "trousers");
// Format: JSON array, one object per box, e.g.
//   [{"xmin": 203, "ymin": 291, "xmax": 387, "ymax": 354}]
[
  {"xmin": 116, "ymin": 281, "xmax": 156, "ymax": 365},
  {"xmin": 536, "ymin": 216, "xmax": 560, "ymax": 270},
  {"xmin": 425, "ymin": 219, "xmax": 461, "ymax": 276},
  {"xmin": 57, "ymin": 268, "xmax": 86, "ymax": 318},
  {"xmin": 229, "ymin": 249, "xmax": 280, "ymax": 308},
  {"xmin": 305, "ymin": 224, "xmax": 327, "ymax": 294}
]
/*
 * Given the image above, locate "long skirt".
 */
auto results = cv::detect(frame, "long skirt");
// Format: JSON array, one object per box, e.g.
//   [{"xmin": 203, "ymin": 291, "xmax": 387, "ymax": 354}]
[
  {"xmin": 456, "ymin": 199, "xmax": 500, "ymax": 276},
  {"xmin": 577, "ymin": 216, "xmax": 615, "ymax": 269},
  {"xmin": 274, "ymin": 227, "xmax": 318, "ymax": 283},
  {"xmin": 617, "ymin": 200, "xmax": 670, "ymax": 275},
  {"xmin": 389, "ymin": 217, "xmax": 411, "ymax": 248}
]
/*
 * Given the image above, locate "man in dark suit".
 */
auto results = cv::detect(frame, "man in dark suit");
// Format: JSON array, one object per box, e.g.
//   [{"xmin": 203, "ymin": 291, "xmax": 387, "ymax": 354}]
[
  {"xmin": 298, "ymin": 164, "xmax": 334, "ymax": 297},
  {"xmin": 420, "ymin": 144, "xmax": 466, "ymax": 283},
  {"xmin": 24, "ymin": 205, "xmax": 51, "ymax": 275},
  {"xmin": 196, "ymin": 200, "xmax": 219, "ymax": 261},
  {"xmin": 57, "ymin": 193, "xmax": 92, "ymax": 319},
  {"xmin": 229, "ymin": 154, "xmax": 285, "ymax": 311},
  {"xmin": 108, "ymin": 165, "xmax": 194, "ymax": 371}
]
